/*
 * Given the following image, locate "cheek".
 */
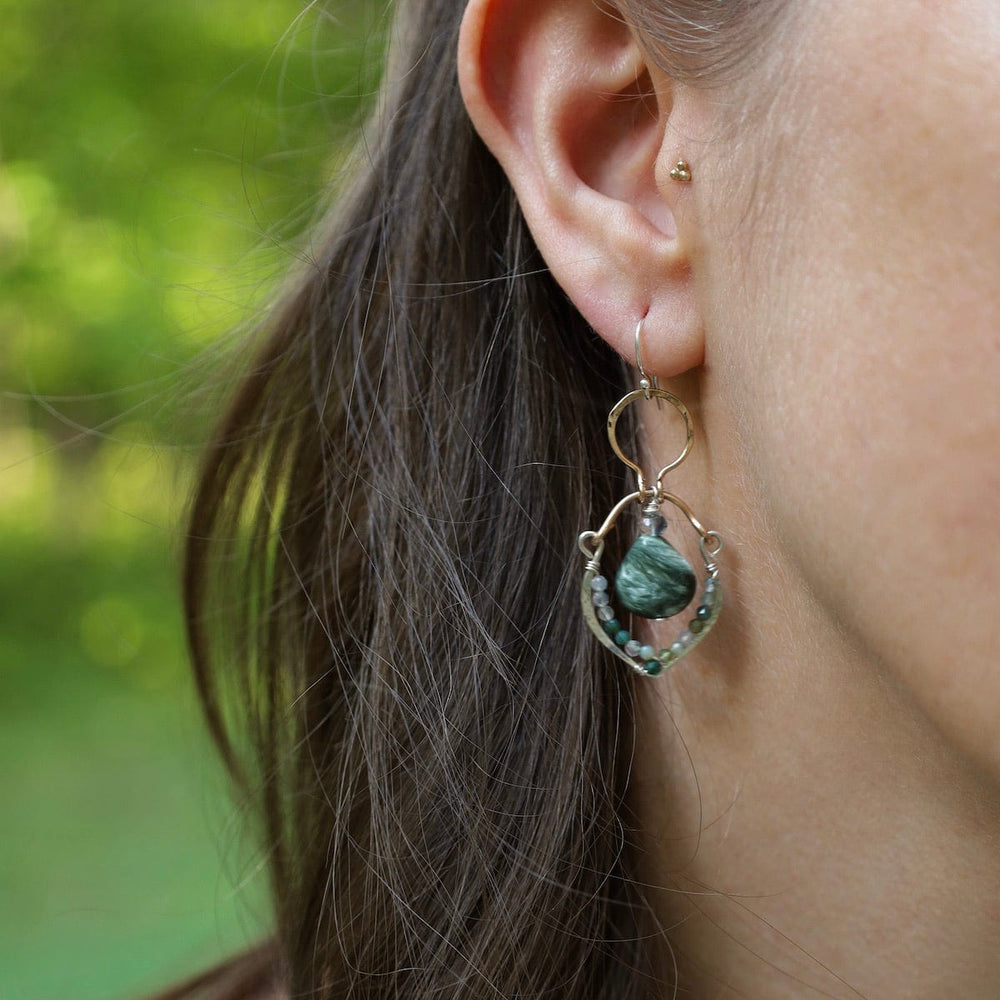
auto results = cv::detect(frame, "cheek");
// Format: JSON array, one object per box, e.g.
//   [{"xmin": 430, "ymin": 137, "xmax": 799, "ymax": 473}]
[
  {"xmin": 706, "ymin": 2, "xmax": 1000, "ymax": 772},
  {"xmin": 719, "ymin": 237, "xmax": 1000, "ymax": 776}
]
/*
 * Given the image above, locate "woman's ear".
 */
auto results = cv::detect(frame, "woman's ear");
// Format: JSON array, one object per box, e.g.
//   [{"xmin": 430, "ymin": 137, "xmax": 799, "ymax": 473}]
[{"xmin": 458, "ymin": 0, "xmax": 705, "ymax": 375}]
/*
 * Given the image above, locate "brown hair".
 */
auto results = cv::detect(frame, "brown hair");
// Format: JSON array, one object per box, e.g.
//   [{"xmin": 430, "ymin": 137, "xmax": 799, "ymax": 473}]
[{"xmin": 173, "ymin": 1, "xmax": 785, "ymax": 997}]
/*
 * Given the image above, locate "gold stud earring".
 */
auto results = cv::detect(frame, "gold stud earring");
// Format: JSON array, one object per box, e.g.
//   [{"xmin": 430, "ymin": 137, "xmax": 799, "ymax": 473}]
[{"xmin": 669, "ymin": 159, "xmax": 692, "ymax": 183}]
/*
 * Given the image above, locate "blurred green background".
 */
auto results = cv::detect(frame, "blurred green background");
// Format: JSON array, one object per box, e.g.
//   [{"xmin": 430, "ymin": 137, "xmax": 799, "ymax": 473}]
[{"xmin": 1, "ymin": 2, "xmax": 380, "ymax": 996}]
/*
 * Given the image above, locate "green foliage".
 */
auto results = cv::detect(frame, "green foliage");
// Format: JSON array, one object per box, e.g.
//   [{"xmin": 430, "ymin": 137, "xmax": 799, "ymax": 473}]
[{"xmin": 0, "ymin": 1, "xmax": 382, "ymax": 996}]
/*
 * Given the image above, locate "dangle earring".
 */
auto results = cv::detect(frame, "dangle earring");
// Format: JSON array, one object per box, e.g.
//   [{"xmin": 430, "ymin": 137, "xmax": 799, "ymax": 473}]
[{"xmin": 578, "ymin": 320, "xmax": 723, "ymax": 677}]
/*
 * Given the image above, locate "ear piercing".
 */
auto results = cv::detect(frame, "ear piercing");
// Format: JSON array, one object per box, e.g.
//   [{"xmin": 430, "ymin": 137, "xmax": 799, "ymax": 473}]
[{"xmin": 669, "ymin": 159, "xmax": 692, "ymax": 183}]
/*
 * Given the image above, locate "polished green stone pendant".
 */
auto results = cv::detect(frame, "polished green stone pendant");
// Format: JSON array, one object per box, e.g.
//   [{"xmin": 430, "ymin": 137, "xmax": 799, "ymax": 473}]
[{"xmin": 615, "ymin": 532, "xmax": 697, "ymax": 619}]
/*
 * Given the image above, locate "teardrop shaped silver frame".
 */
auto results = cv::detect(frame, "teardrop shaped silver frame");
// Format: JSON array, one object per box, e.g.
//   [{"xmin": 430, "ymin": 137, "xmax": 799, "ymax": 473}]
[{"xmin": 579, "ymin": 491, "xmax": 723, "ymax": 677}]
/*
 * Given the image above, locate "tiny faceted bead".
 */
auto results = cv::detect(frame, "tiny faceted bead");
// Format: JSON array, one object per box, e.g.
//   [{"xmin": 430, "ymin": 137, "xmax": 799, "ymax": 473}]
[
  {"xmin": 679, "ymin": 630, "xmax": 694, "ymax": 645},
  {"xmin": 642, "ymin": 512, "xmax": 666, "ymax": 536},
  {"xmin": 696, "ymin": 604, "xmax": 712, "ymax": 621},
  {"xmin": 669, "ymin": 640, "xmax": 685, "ymax": 657},
  {"xmin": 603, "ymin": 619, "xmax": 621, "ymax": 636},
  {"xmin": 644, "ymin": 660, "xmax": 663, "ymax": 676},
  {"xmin": 689, "ymin": 619, "xmax": 704, "ymax": 634},
  {"xmin": 614, "ymin": 629, "xmax": 631, "ymax": 647},
  {"xmin": 639, "ymin": 645, "xmax": 656, "ymax": 661},
  {"xmin": 597, "ymin": 605, "xmax": 616, "ymax": 622},
  {"xmin": 593, "ymin": 591, "xmax": 610, "ymax": 607},
  {"xmin": 624, "ymin": 639, "xmax": 642, "ymax": 657},
  {"xmin": 659, "ymin": 648, "xmax": 676, "ymax": 665},
  {"xmin": 591, "ymin": 576, "xmax": 608, "ymax": 592}
]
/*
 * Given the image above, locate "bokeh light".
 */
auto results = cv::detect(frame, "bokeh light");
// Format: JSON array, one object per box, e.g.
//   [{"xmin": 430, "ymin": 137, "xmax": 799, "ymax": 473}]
[{"xmin": 0, "ymin": 1, "xmax": 382, "ymax": 996}]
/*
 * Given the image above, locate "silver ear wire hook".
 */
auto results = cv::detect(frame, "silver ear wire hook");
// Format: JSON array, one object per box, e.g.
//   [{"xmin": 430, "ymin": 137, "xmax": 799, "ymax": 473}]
[{"xmin": 635, "ymin": 317, "xmax": 659, "ymax": 402}]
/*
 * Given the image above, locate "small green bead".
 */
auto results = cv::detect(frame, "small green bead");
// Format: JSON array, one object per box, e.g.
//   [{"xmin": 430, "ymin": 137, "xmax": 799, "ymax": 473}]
[
  {"xmin": 639, "ymin": 644, "xmax": 656, "ymax": 660},
  {"xmin": 614, "ymin": 629, "xmax": 631, "ymax": 647},
  {"xmin": 696, "ymin": 604, "xmax": 712, "ymax": 621},
  {"xmin": 644, "ymin": 660, "xmax": 663, "ymax": 676},
  {"xmin": 603, "ymin": 619, "xmax": 621, "ymax": 637},
  {"xmin": 658, "ymin": 648, "xmax": 676, "ymax": 665},
  {"xmin": 689, "ymin": 619, "xmax": 704, "ymax": 634}
]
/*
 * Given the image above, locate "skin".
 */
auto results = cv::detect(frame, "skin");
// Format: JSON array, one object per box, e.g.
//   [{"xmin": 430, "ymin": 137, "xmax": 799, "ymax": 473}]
[{"xmin": 459, "ymin": 0, "xmax": 1000, "ymax": 996}]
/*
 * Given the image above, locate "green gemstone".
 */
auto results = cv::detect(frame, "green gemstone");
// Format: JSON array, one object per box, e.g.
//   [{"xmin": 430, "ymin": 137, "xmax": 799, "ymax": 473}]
[
  {"xmin": 614, "ymin": 629, "xmax": 631, "ymax": 647},
  {"xmin": 643, "ymin": 659, "xmax": 663, "ymax": 676},
  {"xmin": 603, "ymin": 619, "xmax": 621, "ymax": 637},
  {"xmin": 614, "ymin": 533, "xmax": 696, "ymax": 619}
]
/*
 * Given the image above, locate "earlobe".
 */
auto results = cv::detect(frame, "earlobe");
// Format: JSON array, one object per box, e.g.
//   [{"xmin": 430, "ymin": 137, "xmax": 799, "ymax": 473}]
[{"xmin": 458, "ymin": 0, "xmax": 704, "ymax": 375}]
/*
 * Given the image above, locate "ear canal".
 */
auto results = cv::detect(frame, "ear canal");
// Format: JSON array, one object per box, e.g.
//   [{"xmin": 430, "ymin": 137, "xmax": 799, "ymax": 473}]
[{"xmin": 564, "ymin": 66, "xmax": 676, "ymax": 238}]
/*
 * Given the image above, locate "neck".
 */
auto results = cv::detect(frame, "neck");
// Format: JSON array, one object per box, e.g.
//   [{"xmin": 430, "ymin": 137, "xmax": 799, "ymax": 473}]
[{"xmin": 629, "ymin": 387, "xmax": 1000, "ymax": 998}]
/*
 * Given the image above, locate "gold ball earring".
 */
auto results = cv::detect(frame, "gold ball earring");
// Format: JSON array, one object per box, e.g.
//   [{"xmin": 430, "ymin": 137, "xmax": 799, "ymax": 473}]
[{"xmin": 669, "ymin": 159, "xmax": 692, "ymax": 183}]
